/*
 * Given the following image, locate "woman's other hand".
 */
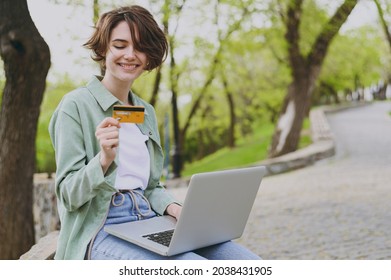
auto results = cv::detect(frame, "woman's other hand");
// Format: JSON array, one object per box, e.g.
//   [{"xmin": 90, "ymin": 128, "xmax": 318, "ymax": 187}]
[{"xmin": 165, "ymin": 203, "xmax": 182, "ymax": 220}]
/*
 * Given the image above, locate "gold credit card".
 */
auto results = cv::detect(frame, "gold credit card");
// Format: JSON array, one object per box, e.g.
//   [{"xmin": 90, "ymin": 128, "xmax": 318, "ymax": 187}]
[{"xmin": 112, "ymin": 105, "xmax": 145, "ymax": 123}]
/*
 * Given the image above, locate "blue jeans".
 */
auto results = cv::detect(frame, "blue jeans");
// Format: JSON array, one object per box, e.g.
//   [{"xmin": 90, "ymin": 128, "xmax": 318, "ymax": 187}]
[{"xmin": 89, "ymin": 190, "xmax": 261, "ymax": 260}]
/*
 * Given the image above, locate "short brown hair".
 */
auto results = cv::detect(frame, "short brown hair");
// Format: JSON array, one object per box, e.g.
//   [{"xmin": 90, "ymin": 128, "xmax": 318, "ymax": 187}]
[{"xmin": 84, "ymin": 5, "xmax": 168, "ymax": 71}]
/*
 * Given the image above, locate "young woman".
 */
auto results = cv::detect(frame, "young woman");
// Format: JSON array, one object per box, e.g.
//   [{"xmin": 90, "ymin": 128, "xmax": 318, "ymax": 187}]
[{"xmin": 49, "ymin": 5, "xmax": 261, "ymax": 260}]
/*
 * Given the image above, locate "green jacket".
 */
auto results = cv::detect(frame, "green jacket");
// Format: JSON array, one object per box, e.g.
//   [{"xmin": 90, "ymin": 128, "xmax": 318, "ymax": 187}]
[{"xmin": 49, "ymin": 76, "xmax": 178, "ymax": 259}]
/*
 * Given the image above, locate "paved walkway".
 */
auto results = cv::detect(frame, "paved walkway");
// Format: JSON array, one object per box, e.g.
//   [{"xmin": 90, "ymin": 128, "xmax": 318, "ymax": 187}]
[{"xmin": 169, "ymin": 101, "xmax": 391, "ymax": 259}]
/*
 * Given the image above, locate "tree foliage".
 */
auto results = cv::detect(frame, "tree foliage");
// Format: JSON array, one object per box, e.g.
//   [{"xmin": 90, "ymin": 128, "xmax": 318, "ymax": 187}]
[
  {"xmin": 316, "ymin": 25, "xmax": 389, "ymax": 104},
  {"xmin": 33, "ymin": 0, "xmax": 391, "ymax": 176}
]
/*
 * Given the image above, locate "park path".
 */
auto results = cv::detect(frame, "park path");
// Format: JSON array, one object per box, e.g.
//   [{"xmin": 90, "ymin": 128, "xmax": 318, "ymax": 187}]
[
  {"xmin": 168, "ymin": 101, "xmax": 391, "ymax": 259},
  {"xmin": 235, "ymin": 101, "xmax": 391, "ymax": 259}
]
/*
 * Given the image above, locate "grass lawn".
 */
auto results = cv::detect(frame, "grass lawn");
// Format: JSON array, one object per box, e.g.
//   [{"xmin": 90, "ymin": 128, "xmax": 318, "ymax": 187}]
[{"xmin": 182, "ymin": 119, "xmax": 311, "ymax": 177}]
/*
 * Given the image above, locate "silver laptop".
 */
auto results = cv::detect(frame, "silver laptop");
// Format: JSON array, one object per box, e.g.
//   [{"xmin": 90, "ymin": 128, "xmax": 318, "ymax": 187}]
[{"xmin": 104, "ymin": 166, "xmax": 266, "ymax": 256}]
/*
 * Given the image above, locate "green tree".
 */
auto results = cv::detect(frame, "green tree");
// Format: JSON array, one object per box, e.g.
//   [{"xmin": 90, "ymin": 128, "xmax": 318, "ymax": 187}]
[
  {"xmin": 174, "ymin": 0, "xmax": 253, "ymax": 177},
  {"xmin": 316, "ymin": 26, "xmax": 387, "ymax": 104},
  {"xmin": 268, "ymin": 0, "xmax": 358, "ymax": 157}
]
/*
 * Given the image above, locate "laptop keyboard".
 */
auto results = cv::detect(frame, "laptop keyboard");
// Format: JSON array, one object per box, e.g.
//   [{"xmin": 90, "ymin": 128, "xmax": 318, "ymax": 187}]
[{"xmin": 142, "ymin": 229, "xmax": 174, "ymax": 247}]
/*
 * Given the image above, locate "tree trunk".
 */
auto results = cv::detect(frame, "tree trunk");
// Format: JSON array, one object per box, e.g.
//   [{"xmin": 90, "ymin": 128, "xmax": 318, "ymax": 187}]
[
  {"xmin": 269, "ymin": 71, "xmax": 312, "ymax": 156},
  {"xmin": 374, "ymin": 0, "xmax": 391, "ymax": 52},
  {"xmin": 167, "ymin": 23, "xmax": 182, "ymax": 179},
  {"xmin": 269, "ymin": 0, "xmax": 357, "ymax": 157},
  {"xmin": 0, "ymin": 0, "xmax": 51, "ymax": 259},
  {"xmin": 149, "ymin": 68, "xmax": 162, "ymax": 107},
  {"xmin": 162, "ymin": 0, "xmax": 186, "ymax": 178},
  {"xmin": 221, "ymin": 71, "xmax": 236, "ymax": 148}
]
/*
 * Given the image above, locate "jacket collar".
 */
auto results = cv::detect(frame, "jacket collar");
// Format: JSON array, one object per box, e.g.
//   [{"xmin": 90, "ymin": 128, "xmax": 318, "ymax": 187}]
[{"xmin": 86, "ymin": 76, "xmax": 120, "ymax": 111}]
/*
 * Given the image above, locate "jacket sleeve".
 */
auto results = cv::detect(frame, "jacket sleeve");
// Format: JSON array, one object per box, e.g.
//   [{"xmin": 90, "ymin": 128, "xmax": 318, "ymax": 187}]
[
  {"xmin": 49, "ymin": 100, "xmax": 116, "ymax": 212},
  {"xmin": 145, "ymin": 182, "xmax": 181, "ymax": 215}
]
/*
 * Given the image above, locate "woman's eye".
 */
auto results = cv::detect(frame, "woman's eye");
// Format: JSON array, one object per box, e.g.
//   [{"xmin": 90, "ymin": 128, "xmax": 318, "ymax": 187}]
[{"xmin": 113, "ymin": 45, "xmax": 125, "ymax": 49}]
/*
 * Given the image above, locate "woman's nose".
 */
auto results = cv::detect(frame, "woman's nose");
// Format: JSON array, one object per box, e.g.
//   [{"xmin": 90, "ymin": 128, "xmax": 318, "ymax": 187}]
[{"xmin": 124, "ymin": 46, "xmax": 136, "ymax": 59}]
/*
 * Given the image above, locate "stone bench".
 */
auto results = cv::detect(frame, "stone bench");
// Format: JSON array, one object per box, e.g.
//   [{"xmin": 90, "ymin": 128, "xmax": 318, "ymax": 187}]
[{"xmin": 19, "ymin": 230, "xmax": 59, "ymax": 260}]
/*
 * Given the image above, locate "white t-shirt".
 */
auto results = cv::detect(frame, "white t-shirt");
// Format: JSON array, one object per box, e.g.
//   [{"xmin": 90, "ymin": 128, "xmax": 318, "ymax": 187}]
[{"xmin": 115, "ymin": 123, "xmax": 150, "ymax": 190}]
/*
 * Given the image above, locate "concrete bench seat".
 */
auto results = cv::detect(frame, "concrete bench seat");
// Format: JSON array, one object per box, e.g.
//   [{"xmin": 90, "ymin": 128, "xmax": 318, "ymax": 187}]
[{"xmin": 19, "ymin": 231, "xmax": 59, "ymax": 260}]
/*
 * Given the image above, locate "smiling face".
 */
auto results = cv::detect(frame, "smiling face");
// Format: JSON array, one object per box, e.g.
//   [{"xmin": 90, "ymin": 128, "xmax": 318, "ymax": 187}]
[
  {"xmin": 84, "ymin": 6, "xmax": 168, "ymax": 74},
  {"xmin": 103, "ymin": 21, "xmax": 147, "ymax": 86}
]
